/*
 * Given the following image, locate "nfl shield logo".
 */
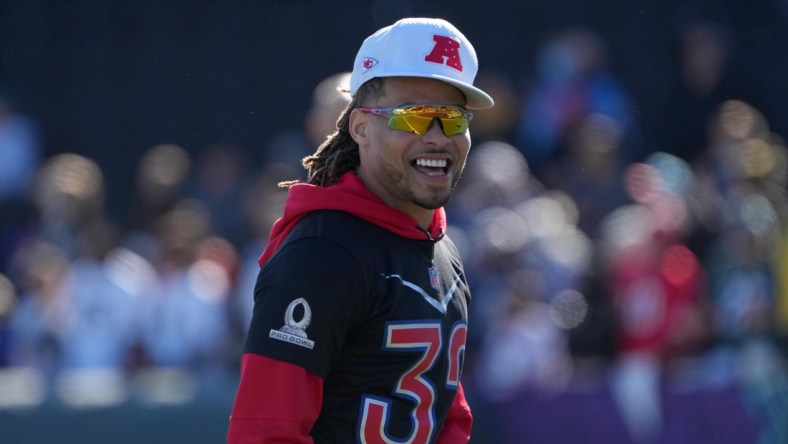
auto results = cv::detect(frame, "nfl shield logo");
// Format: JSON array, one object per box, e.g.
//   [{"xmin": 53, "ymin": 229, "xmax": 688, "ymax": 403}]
[{"xmin": 428, "ymin": 266, "xmax": 441, "ymax": 293}]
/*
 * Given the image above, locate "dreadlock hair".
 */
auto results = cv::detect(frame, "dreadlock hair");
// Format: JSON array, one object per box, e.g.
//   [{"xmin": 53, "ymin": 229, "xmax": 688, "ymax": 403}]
[{"xmin": 279, "ymin": 77, "xmax": 385, "ymax": 188}]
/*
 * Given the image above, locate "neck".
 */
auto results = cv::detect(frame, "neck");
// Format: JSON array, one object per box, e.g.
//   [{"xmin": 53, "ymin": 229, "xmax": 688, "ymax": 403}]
[{"xmin": 415, "ymin": 211, "xmax": 435, "ymax": 231}]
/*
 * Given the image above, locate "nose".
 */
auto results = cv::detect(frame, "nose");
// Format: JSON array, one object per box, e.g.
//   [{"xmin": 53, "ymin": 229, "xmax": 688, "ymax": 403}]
[{"xmin": 422, "ymin": 118, "xmax": 451, "ymax": 143}]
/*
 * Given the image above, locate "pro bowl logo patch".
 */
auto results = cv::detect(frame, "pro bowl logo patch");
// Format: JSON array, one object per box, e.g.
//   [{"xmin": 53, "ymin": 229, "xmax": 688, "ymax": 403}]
[
  {"xmin": 269, "ymin": 297, "xmax": 315, "ymax": 349},
  {"xmin": 361, "ymin": 57, "xmax": 378, "ymax": 73}
]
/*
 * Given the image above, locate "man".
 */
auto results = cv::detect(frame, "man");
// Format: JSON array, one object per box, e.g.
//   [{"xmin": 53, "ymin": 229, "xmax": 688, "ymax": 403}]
[{"xmin": 228, "ymin": 17, "xmax": 494, "ymax": 443}]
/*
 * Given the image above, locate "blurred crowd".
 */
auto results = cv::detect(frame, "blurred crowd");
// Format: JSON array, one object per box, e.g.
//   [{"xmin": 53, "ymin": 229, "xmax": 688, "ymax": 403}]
[{"xmin": 1, "ymin": 21, "xmax": 787, "ymax": 444}]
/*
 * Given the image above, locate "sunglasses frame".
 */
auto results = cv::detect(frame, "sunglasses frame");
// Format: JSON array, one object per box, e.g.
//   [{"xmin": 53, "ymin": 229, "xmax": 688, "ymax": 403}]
[{"xmin": 358, "ymin": 104, "xmax": 474, "ymax": 137}]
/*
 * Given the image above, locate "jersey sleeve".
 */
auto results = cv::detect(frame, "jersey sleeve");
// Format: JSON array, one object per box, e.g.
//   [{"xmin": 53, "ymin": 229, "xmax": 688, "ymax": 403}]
[
  {"xmin": 244, "ymin": 235, "xmax": 367, "ymax": 378},
  {"xmin": 227, "ymin": 353, "xmax": 322, "ymax": 443}
]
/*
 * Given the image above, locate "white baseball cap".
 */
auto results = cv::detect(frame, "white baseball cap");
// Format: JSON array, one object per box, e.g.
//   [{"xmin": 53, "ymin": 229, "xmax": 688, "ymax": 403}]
[{"xmin": 350, "ymin": 18, "xmax": 494, "ymax": 110}]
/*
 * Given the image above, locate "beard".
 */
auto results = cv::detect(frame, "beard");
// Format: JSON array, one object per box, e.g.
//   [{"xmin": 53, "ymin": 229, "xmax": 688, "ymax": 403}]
[{"xmin": 379, "ymin": 160, "xmax": 461, "ymax": 210}]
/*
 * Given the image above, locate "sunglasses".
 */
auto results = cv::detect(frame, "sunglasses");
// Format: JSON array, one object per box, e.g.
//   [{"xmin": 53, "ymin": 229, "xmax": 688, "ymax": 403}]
[{"xmin": 358, "ymin": 104, "xmax": 473, "ymax": 137}]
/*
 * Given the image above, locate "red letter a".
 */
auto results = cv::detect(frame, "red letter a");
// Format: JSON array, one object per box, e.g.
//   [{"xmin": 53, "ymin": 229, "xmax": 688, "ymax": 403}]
[{"xmin": 424, "ymin": 35, "xmax": 463, "ymax": 72}]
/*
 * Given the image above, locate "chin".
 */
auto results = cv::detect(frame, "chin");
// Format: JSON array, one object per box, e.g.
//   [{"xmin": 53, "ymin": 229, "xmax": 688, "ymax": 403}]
[{"xmin": 415, "ymin": 192, "xmax": 451, "ymax": 210}]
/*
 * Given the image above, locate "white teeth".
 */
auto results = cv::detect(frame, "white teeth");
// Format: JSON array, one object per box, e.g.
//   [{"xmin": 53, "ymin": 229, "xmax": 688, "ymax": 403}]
[{"xmin": 415, "ymin": 159, "xmax": 447, "ymax": 168}]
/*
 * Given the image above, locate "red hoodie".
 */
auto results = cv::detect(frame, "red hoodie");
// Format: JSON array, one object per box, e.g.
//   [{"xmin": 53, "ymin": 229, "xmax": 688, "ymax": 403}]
[{"xmin": 257, "ymin": 172, "xmax": 446, "ymax": 268}]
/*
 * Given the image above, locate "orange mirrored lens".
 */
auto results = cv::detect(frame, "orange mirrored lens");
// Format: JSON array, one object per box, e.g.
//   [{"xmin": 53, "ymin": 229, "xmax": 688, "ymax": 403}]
[
  {"xmin": 389, "ymin": 106, "xmax": 471, "ymax": 136},
  {"xmin": 359, "ymin": 105, "xmax": 473, "ymax": 136}
]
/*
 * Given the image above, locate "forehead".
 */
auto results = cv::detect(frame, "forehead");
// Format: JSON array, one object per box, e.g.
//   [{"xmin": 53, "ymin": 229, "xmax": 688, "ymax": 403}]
[{"xmin": 377, "ymin": 77, "xmax": 466, "ymax": 107}]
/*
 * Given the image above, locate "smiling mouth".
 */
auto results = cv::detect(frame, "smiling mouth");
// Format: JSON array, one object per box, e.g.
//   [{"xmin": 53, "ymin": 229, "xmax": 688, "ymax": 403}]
[{"xmin": 413, "ymin": 158, "xmax": 449, "ymax": 177}]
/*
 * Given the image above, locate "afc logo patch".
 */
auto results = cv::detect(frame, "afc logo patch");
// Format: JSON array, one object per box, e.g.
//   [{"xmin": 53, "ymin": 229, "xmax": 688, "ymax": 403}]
[{"xmin": 424, "ymin": 34, "xmax": 463, "ymax": 72}]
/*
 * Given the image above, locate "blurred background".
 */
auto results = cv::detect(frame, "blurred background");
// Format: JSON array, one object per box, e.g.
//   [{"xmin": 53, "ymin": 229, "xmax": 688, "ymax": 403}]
[{"xmin": 1, "ymin": 0, "xmax": 787, "ymax": 443}]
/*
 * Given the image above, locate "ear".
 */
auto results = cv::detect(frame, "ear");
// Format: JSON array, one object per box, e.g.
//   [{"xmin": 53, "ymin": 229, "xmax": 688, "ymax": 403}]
[{"xmin": 349, "ymin": 109, "xmax": 368, "ymax": 144}]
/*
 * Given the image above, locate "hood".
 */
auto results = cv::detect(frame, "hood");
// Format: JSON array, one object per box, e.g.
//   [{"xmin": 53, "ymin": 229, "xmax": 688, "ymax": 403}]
[{"xmin": 258, "ymin": 172, "xmax": 446, "ymax": 267}]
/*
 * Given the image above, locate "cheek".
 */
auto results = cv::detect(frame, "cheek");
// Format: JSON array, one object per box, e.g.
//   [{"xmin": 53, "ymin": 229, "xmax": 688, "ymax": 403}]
[
  {"xmin": 367, "ymin": 131, "xmax": 410, "ymax": 162},
  {"xmin": 359, "ymin": 135, "xmax": 401, "ymax": 178},
  {"xmin": 456, "ymin": 137, "xmax": 472, "ymax": 163}
]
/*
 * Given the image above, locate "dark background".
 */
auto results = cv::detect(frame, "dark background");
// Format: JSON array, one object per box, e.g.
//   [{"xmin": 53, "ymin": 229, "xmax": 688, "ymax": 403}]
[
  {"xmin": 1, "ymin": 0, "xmax": 787, "ymax": 220},
  {"xmin": 2, "ymin": 2, "xmax": 788, "ymax": 442}
]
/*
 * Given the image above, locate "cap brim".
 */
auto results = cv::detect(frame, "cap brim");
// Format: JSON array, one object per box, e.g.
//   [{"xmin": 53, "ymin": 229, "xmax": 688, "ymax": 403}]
[{"xmin": 439, "ymin": 76, "xmax": 495, "ymax": 110}]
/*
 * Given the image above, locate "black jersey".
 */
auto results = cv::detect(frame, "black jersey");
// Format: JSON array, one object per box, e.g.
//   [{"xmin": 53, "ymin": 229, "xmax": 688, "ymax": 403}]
[{"xmin": 244, "ymin": 209, "xmax": 470, "ymax": 443}]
